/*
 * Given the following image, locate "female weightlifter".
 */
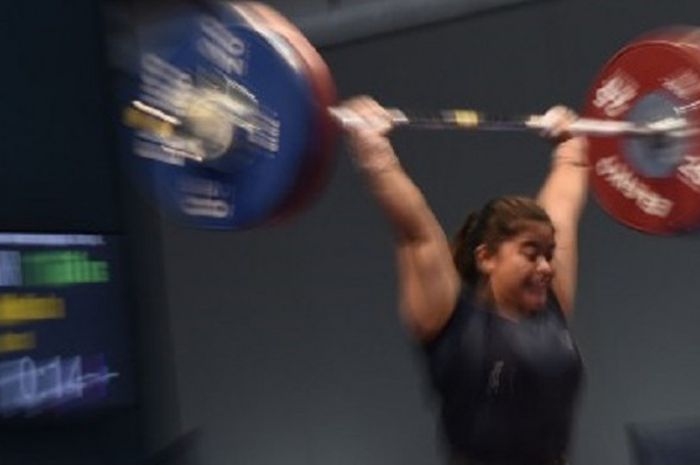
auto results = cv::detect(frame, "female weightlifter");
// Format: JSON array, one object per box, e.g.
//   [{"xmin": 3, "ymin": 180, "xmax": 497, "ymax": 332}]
[{"xmin": 341, "ymin": 96, "xmax": 589, "ymax": 465}]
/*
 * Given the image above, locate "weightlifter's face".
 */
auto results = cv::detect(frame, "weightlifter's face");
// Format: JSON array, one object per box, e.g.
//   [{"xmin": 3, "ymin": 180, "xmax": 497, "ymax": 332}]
[{"xmin": 481, "ymin": 221, "xmax": 555, "ymax": 314}]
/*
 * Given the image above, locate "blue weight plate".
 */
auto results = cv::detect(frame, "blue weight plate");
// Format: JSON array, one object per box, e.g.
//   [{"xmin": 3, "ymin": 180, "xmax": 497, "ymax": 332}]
[
  {"xmin": 226, "ymin": 2, "xmax": 339, "ymax": 226},
  {"xmin": 121, "ymin": 3, "xmax": 316, "ymax": 229}
]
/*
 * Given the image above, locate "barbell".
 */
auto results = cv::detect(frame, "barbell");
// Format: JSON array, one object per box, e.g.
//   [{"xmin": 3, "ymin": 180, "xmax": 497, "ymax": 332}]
[{"xmin": 112, "ymin": 1, "xmax": 700, "ymax": 235}]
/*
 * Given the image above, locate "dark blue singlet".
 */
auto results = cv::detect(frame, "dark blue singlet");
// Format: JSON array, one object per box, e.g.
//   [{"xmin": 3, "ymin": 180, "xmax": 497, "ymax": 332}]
[{"xmin": 424, "ymin": 288, "xmax": 583, "ymax": 465}]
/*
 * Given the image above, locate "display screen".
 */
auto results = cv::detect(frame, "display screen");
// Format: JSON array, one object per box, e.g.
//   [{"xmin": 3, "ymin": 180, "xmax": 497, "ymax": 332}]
[{"xmin": 0, "ymin": 233, "xmax": 134, "ymax": 419}]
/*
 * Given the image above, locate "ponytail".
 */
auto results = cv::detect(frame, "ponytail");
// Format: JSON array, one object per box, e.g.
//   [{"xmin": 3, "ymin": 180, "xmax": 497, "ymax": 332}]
[{"xmin": 452, "ymin": 210, "xmax": 484, "ymax": 286}]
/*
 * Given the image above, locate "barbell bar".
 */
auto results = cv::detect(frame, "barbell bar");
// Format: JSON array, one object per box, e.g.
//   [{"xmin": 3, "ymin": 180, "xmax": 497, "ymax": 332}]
[{"xmin": 328, "ymin": 107, "xmax": 692, "ymax": 137}]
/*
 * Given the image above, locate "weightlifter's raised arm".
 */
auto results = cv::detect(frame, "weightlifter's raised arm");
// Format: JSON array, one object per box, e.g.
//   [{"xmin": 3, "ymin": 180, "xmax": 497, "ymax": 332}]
[
  {"xmin": 536, "ymin": 107, "xmax": 590, "ymax": 317},
  {"xmin": 340, "ymin": 96, "xmax": 461, "ymax": 341}
]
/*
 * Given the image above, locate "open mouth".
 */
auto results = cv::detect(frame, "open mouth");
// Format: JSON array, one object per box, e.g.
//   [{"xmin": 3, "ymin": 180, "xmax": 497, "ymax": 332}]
[
  {"xmin": 526, "ymin": 278, "xmax": 550, "ymax": 292},
  {"xmin": 523, "ymin": 280, "xmax": 550, "ymax": 306}
]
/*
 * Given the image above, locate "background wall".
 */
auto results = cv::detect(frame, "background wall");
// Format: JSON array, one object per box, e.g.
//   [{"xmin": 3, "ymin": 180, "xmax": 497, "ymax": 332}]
[
  {"xmin": 1, "ymin": 1, "xmax": 699, "ymax": 465},
  {"xmin": 0, "ymin": 0, "xmax": 121, "ymax": 233}
]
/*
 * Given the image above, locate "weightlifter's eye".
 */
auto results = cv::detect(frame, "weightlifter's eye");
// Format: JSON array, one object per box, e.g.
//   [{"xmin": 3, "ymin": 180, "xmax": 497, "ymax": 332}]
[{"xmin": 521, "ymin": 246, "xmax": 538, "ymax": 261}]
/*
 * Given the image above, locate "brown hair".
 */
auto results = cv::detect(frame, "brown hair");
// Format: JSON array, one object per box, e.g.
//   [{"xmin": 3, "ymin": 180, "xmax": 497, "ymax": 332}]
[{"xmin": 452, "ymin": 196, "xmax": 553, "ymax": 285}]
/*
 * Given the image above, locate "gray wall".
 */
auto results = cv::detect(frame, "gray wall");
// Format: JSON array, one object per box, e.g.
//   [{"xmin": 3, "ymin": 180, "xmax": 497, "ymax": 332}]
[{"xmin": 145, "ymin": 2, "xmax": 700, "ymax": 465}]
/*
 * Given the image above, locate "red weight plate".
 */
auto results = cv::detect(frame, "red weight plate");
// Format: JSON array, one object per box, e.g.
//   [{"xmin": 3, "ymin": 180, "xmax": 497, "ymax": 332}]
[
  {"xmin": 584, "ymin": 29, "xmax": 700, "ymax": 234},
  {"xmin": 230, "ymin": 2, "xmax": 339, "ymax": 225}
]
